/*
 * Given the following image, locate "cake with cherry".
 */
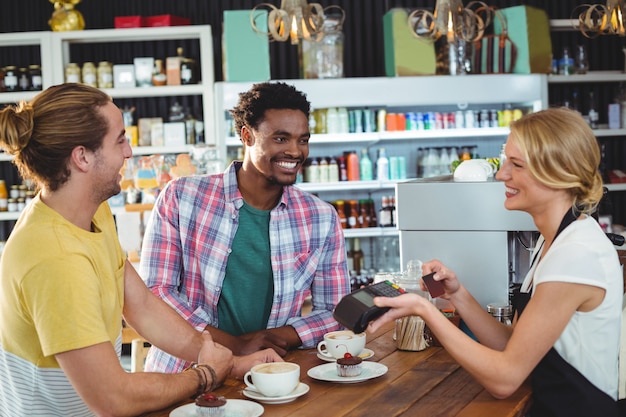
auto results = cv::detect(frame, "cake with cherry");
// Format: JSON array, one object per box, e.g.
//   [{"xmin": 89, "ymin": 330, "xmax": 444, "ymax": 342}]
[{"xmin": 195, "ymin": 392, "xmax": 227, "ymax": 417}]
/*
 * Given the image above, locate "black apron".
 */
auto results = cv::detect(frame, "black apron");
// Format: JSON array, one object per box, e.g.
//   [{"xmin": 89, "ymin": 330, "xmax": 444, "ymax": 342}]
[{"xmin": 511, "ymin": 210, "xmax": 620, "ymax": 417}]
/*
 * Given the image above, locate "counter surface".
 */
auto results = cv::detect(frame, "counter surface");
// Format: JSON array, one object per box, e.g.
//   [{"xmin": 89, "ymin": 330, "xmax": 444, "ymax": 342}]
[{"xmin": 140, "ymin": 322, "xmax": 532, "ymax": 417}]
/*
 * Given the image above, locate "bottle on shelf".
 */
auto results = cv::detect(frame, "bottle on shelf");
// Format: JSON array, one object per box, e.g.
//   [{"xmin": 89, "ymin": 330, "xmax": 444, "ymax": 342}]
[
  {"xmin": 152, "ymin": 59, "xmax": 167, "ymax": 86},
  {"xmin": 388, "ymin": 195, "xmax": 396, "ymax": 227},
  {"xmin": 379, "ymin": 195, "xmax": 393, "ymax": 227},
  {"xmin": 307, "ymin": 157, "xmax": 320, "ymax": 182},
  {"xmin": 319, "ymin": 157, "xmax": 329, "ymax": 182},
  {"xmin": 575, "ymin": 45, "xmax": 588, "ymax": 74},
  {"xmin": 335, "ymin": 200, "xmax": 347, "ymax": 229},
  {"xmin": 97, "ymin": 61, "xmax": 113, "ymax": 89},
  {"xmin": 587, "ymin": 91, "xmax": 599, "ymax": 129},
  {"xmin": 0, "ymin": 180, "xmax": 8, "ymax": 212},
  {"xmin": 346, "ymin": 151, "xmax": 360, "ymax": 181},
  {"xmin": 376, "ymin": 148, "xmax": 389, "ymax": 181},
  {"xmin": 348, "ymin": 200, "xmax": 360, "ymax": 229},
  {"xmin": 360, "ymin": 149, "xmax": 373, "ymax": 181},
  {"xmin": 346, "ymin": 238, "xmax": 354, "ymax": 272},
  {"xmin": 352, "ymin": 238, "xmax": 364, "ymax": 275},
  {"xmin": 559, "ymin": 47, "xmax": 574, "ymax": 75},
  {"xmin": 326, "ymin": 107, "xmax": 340, "ymax": 133},
  {"xmin": 359, "ymin": 199, "xmax": 370, "ymax": 228},
  {"xmin": 328, "ymin": 156, "xmax": 339, "ymax": 182},
  {"xmin": 337, "ymin": 107, "xmax": 349, "ymax": 133},
  {"xmin": 367, "ymin": 198, "xmax": 377, "ymax": 227},
  {"xmin": 338, "ymin": 156, "xmax": 348, "ymax": 181}
]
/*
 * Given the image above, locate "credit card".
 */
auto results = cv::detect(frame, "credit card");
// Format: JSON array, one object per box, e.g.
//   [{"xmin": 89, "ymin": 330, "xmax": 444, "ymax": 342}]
[{"xmin": 422, "ymin": 271, "xmax": 445, "ymax": 298}]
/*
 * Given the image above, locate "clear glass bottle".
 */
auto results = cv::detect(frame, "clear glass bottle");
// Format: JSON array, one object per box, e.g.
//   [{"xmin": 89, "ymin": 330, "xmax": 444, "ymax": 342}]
[
  {"xmin": 588, "ymin": 91, "xmax": 599, "ymax": 129},
  {"xmin": 575, "ymin": 45, "xmax": 589, "ymax": 74}
]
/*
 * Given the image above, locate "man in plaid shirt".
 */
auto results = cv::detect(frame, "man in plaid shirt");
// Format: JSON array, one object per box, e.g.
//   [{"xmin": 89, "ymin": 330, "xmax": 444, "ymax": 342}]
[{"xmin": 140, "ymin": 82, "xmax": 351, "ymax": 373}]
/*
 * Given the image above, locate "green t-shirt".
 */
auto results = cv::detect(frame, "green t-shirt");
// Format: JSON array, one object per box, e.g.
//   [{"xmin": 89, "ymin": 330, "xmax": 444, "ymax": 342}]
[{"xmin": 217, "ymin": 201, "xmax": 273, "ymax": 336}]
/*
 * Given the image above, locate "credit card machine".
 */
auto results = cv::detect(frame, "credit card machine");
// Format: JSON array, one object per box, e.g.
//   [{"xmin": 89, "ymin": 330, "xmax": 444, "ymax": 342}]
[{"xmin": 333, "ymin": 280, "xmax": 406, "ymax": 334}]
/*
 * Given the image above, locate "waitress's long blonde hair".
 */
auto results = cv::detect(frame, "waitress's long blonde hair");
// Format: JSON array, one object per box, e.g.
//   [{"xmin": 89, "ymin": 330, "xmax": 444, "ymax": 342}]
[{"xmin": 509, "ymin": 106, "xmax": 604, "ymax": 214}]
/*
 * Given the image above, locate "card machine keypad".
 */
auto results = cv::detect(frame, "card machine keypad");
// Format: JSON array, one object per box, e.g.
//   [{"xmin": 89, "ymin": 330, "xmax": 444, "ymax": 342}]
[{"xmin": 333, "ymin": 280, "xmax": 406, "ymax": 334}]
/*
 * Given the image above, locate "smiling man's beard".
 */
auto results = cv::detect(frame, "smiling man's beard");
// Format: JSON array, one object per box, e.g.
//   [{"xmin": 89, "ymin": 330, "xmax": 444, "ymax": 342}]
[{"xmin": 268, "ymin": 175, "xmax": 297, "ymax": 186}]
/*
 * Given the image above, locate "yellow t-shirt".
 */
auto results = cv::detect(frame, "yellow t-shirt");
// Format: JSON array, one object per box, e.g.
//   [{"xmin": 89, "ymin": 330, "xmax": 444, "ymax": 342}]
[{"xmin": 0, "ymin": 195, "xmax": 125, "ymax": 416}]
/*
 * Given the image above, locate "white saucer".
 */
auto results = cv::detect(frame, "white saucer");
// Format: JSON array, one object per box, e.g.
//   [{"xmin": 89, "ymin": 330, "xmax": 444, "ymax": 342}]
[
  {"xmin": 316, "ymin": 348, "xmax": 375, "ymax": 362},
  {"xmin": 169, "ymin": 399, "xmax": 263, "ymax": 417},
  {"xmin": 243, "ymin": 382, "xmax": 310, "ymax": 404},
  {"xmin": 307, "ymin": 361, "xmax": 388, "ymax": 383}
]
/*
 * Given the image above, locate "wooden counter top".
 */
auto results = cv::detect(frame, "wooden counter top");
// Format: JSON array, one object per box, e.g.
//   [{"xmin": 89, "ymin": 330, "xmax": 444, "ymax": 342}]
[{"xmin": 140, "ymin": 323, "xmax": 531, "ymax": 417}]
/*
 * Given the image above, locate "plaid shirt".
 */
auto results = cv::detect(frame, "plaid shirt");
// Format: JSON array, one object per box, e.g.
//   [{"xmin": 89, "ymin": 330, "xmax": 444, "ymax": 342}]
[{"xmin": 140, "ymin": 161, "xmax": 350, "ymax": 373}]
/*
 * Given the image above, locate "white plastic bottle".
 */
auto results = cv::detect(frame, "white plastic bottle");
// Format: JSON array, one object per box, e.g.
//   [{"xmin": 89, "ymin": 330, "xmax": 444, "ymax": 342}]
[{"xmin": 376, "ymin": 148, "xmax": 389, "ymax": 181}]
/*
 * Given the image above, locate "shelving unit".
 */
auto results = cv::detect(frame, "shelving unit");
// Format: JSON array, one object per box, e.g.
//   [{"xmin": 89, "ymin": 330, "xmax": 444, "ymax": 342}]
[
  {"xmin": 215, "ymin": 74, "xmax": 548, "ymax": 271},
  {"xmin": 0, "ymin": 26, "xmax": 216, "ymax": 241}
]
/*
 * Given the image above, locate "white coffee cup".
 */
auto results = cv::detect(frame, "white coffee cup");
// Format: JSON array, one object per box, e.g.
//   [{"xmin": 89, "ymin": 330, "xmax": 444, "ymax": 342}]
[
  {"xmin": 317, "ymin": 330, "xmax": 366, "ymax": 359},
  {"xmin": 453, "ymin": 159, "xmax": 497, "ymax": 182},
  {"xmin": 244, "ymin": 362, "xmax": 300, "ymax": 397}
]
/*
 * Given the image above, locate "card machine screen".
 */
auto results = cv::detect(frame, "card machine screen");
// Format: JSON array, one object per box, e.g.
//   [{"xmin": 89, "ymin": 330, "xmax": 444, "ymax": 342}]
[{"xmin": 333, "ymin": 280, "xmax": 405, "ymax": 334}]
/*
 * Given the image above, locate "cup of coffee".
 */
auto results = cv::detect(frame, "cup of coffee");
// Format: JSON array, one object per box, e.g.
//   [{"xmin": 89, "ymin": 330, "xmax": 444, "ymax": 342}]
[
  {"xmin": 317, "ymin": 330, "xmax": 366, "ymax": 359},
  {"xmin": 243, "ymin": 362, "xmax": 300, "ymax": 397}
]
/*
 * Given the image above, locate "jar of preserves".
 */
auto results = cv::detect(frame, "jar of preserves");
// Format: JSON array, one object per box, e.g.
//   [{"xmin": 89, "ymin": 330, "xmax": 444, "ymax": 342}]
[
  {"xmin": 28, "ymin": 65, "xmax": 42, "ymax": 91},
  {"xmin": 97, "ymin": 61, "xmax": 113, "ymax": 89},
  {"xmin": 65, "ymin": 62, "xmax": 81, "ymax": 83},
  {"xmin": 82, "ymin": 62, "xmax": 97, "ymax": 87},
  {"xmin": 4, "ymin": 66, "xmax": 18, "ymax": 92}
]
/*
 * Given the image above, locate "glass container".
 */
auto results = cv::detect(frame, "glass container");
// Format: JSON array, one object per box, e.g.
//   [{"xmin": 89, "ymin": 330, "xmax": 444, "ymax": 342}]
[{"xmin": 301, "ymin": 9, "xmax": 345, "ymax": 79}]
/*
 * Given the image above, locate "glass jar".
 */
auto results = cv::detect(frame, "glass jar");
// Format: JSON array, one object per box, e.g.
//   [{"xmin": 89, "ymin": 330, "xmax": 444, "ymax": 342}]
[
  {"xmin": 65, "ymin": 62, "xmax": 81, "ymax": 83},
  {"xmin": 28, "ymin": 65, "xmax": 42, "ymax": 91},
  {"xmin": 18, "ymin": 67, "xmax": 30, "ymax": 91},
  {"xmin": 97, "ymin": 61, "xmax": 113, "ymax": 88},
  {"xmin": 4, "ymin": 66, "xmax": 18, "ymax": 91},
  {"xmin": 82, "ymin": 62, "xmax": 97, "ymax": 87},
  {"xmin": 301, "ymin": 10, "xmax": 344, "ymax": 79}
]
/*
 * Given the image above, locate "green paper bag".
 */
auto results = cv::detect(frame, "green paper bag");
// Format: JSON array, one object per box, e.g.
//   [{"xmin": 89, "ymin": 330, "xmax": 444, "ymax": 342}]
[
  {"xmin": 383, "ymin": 8, "xmax": 436, "ymax": 76},
  {"xmin": 494, "ymin": 5, "xmax": 552, "ymax": 74}
]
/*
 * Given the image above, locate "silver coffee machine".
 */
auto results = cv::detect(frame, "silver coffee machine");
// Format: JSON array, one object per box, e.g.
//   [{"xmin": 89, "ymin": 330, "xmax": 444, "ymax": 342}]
[{"xmin": 396, "ymin": 177, "xmax": 538, "ymax": 309}]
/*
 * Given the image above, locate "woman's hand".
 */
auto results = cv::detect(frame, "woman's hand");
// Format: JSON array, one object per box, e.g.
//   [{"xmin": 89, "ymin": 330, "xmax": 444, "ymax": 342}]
[
  {"xmin": 366, "ymin": 292, "xmax": 433, "ymax": 333},
  {"xmin": 421, "ymin": 259, "xmax": 461, "ymax": 300}
]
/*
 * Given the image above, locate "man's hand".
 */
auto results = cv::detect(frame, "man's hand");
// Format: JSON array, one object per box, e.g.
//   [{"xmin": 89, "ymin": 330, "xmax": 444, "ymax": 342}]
[
  {"xmin": 197, "ymin": 331, "xmax": 234, "ymax": 387},
  {"xmin": 231, "ymin": 326, "xmax": 302, "ymax": 357},
  {"xmin": 231, "ymin": 348, "xmax": 283, "ymax": 379}
]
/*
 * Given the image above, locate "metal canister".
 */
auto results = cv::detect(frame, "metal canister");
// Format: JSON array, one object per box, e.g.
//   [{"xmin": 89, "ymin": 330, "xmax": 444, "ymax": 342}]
[{"xmin": 487, "ymin": 303, "xmax": 512, "ymax": 325}]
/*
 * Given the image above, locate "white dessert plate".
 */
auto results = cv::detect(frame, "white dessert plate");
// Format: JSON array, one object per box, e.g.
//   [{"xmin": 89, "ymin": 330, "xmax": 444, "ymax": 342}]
[
  {"xmin": 307, "ymin": 361, "xmax": 388, "ymax": 384},
  {"xmin": 169, "ymin": 399, "xmax": 264, "ymax": 417},
  {"xmin": 316, "ymin": 348, "xmax": 375, "ymax": 362},
  {"xmin": 243, "ymin": 382, "xmax": 310, "ymax": 404}
]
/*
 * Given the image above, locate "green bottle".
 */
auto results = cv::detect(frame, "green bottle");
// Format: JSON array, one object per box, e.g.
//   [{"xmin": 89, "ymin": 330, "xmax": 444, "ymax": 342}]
[{"xmin": 360, "ymin": 149, "xmax": 373, "ymax": 181}]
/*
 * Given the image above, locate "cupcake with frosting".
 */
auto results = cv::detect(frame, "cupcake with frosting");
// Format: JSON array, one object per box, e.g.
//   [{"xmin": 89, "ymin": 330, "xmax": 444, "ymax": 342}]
[
  {"xmin": 195, "ymin": 392, "xmax": 227, "ymax": 417},
  {"xmin": 336, "ymin": 353, "xmax": 363, "ymax": 377}
]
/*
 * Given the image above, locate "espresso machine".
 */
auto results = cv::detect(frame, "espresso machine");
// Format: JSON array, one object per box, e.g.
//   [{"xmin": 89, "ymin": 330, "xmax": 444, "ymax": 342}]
[{"xmin": 396, "ymin": 177, "xmax": 538, "ymax": 309}]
